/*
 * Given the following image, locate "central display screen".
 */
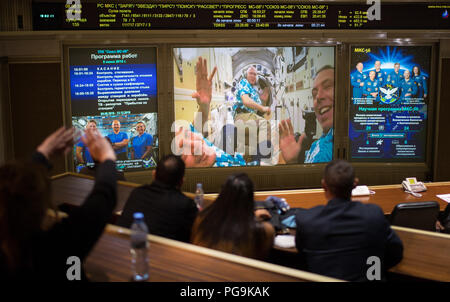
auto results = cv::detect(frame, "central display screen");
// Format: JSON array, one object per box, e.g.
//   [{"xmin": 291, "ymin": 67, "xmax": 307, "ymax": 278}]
[
  {"xmin": 172, "ymin": 47, "xmax": 335, "ymax": 168},
  {"xmin": 69, "ymin": 46, "xmax": 158, "ymax": 172}
]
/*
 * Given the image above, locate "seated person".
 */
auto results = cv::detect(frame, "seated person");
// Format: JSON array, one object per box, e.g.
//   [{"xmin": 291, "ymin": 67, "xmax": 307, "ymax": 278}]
[
  {"xmin": 437, "ymin": 204, "xmax": 450, "ymax": 233},
  {"xmin": 191, "ymin": 173, "xmax": 275, "ymax": 260},
  {"xmin": 0, "ymin": 127, "xmax": 117, "ymax": 280},
  {"xmin": 116, "ymin": 155, "xmax": 198, "ymax": 243},
  {"xmin": 295, "ymin": 160, "xmax": 403, "ymax": 281}
]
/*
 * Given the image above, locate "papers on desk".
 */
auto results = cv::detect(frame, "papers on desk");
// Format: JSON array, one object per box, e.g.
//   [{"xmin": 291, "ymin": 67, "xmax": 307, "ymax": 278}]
[
  {"xmin": 437, "ymin": 194, "xmax": 450, "ymax": 203},
  {"xmin": 274, "ymin": 235, "xmax": 296, "ymax": 249}
]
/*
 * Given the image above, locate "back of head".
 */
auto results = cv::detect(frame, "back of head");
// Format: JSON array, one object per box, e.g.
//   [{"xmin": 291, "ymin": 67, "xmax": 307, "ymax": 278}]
[
  {"xmin": 323, "ymin": 160, "xmax": 355, "ymax": 200},
  {"xmin": 155, "ymin": 155, "xmax": 185, "ymax": 187},
  {"xmin": 194, "ymin": 173, "xmax": 255, "ymax": 249},
  {"xmin": 0, "ymin": 161, "xmax": 51, "ymax": 270},
  {"xmin": 215, "ymin": 173, "xmax": 254, "ymax": 215}
]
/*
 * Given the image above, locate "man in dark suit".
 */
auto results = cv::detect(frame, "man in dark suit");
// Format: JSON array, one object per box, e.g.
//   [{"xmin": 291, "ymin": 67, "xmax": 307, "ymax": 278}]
[
  {"xmin": 116, "ymin": 155, "xmax": 198, "ymax": 242},
  {"xmin": 295, "ymin": 160, "xmax": 403, "ymax": 281}
]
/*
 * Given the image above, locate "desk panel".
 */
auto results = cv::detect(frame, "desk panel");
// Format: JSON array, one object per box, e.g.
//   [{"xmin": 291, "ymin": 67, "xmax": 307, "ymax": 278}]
[{"xmin": 85, "ymin": 225, "xmax": 341, "ymax": 282}]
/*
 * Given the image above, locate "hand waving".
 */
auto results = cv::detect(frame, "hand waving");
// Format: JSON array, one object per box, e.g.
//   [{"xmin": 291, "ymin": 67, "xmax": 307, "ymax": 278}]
[
  {"xmin": 191, "ymin": 57, "xmax": 217, "ymax": 107},
  {"xmin": 279, "ymin": 119, "xmax": 304, "ymax": 164},
  {"xmin": 37, "ymin": 127, "xmax": 74, "ymax": 160},
  {"xmin": 81, "ymin": 128, "xmax": 116, "ymax": 163}
]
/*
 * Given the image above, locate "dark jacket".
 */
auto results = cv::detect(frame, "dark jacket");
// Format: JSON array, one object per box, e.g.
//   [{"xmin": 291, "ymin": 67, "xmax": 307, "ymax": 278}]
[
  {"xmin": 295, "ymin": 198, "xmax": 403, "ymax": 281},
  {"xmin": 0, "ymin": 152, "xmax": 117, "ymax": 280},
  {"xmin": 116, "ymin": 181, "xmax": 198, "ymax": 243}
]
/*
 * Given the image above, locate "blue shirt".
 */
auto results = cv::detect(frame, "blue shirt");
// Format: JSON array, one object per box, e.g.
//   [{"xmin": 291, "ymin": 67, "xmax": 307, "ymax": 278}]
[
  {"xmin": 363, "ymin": 78, "xmax": 379, "ymax": 99},
  {"xmin": 387, "ymin": 71, "xmax": 404, "ymax": 88},
  {"xmin": 234, "ymin": 78, "xmax": 262, "ymax": 115},
  {"xmin": 351, "ymin": 71, "xmax": 366, "ymax": 98},
  {"xmin": 107, "ymin": 132, "xmax": 128, "ymax": 154},
  {"xmin": 132, "ymin": 133, "xmax": 153, "ymax": 159},
  {"xmin": 400, "ymin": 78, "xmax": 418, "ymax": 100},
  {"xmin": 305, "ymin": 128, "xmax": 333, "ymax": 164},
  {"xmin": 374, "ymin": 69, "xmax": 387, "ymax": 87},
  {"xmin": 412, "ymin": 74, "xmax": 427, "ymax": 97},
  {"xmin": 189, "ymin": 124, "xmax": 246, "ymax": 167},
  {"xmin": 76, "ymin": 140, "xmax": 93, "ymax": 164}
]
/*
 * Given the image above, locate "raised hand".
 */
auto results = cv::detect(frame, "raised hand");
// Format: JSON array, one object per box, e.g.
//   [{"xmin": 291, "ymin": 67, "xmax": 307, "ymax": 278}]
[
  {"xmin": 37, "ymin": 127, "xmax": 74, "ymax": 160},
  {"xmin": 191, "ymin": 57, "xmax": 217, "ymax": 107},
  {"xmin": 278, "ymin": 119, "xmax": 304, "ymax": 164},
  {"xmin": 81, "ymin": 128, "xmax": 116, "ymax": 163}
]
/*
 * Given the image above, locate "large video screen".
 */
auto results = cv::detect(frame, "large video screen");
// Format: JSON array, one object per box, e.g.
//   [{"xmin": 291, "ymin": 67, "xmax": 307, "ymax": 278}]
[
  {"xmin": 172, "ymin": 47, "xmax": 335, "ymax": 168},
  {"xmin": 349, "ymin": 46, "xmax": 431, "ymax": 162},
  {"xmin": 69, "ymin": 46, "xmax": 158, "ymax": 172}
]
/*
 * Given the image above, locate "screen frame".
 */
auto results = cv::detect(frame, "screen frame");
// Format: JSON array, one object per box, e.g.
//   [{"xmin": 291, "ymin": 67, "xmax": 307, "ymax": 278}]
[
  {"xmin": 63, "ymin": 43, "xmax": 160, "ymax": 173},
  {"xmin": 168, "ymin": 42, "xmax": 339, "ymax": 169},
  {"xmin": 346, "ymin": 42, "xmax": 437, "ymax": 167}
]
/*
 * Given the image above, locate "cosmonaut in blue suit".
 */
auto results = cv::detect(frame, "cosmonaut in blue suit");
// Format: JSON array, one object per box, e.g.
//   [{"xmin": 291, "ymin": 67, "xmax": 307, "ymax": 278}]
[
  {"xmin": 412, "ymin": 65, "xmax": 428, "ymax": 98},
  {"xmin": 351, "ymin": 62, "xmax": 366, "ymax": 99},
  {"xmin": 374, "ymin": 60, "xmax": 388, "ymax": 87},
  {"xmin": 363, "ymin": 70, "xmax": 379, "ymax": 101},
  {"xmin": 400, "ymin": 70, "xmax": 418, "ymax": 101},
  {"xmin": 387, "ymin": 63, "xmax": 404, "ymax": 88}
]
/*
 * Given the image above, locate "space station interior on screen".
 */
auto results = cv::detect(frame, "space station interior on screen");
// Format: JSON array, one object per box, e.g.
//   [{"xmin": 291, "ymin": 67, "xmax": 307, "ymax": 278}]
[
  {"xmin": 72, "ymin": 113, "xmax": 158, "ymax": 172},
  {"xmin": 349, "ymin": 46, "xmax": 430, "ymax": 161},
  {"xmin": 173, "ymin": 47, "xmax": 335, "ymax": 167}
]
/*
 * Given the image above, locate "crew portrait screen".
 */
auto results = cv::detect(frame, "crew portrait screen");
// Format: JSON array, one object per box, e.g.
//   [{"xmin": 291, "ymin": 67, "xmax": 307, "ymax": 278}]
[
  {"xmin": 349, "ymin": 45, "xmax": 431, "ymax": 162},
  {"xmin": 172, "ymin": 47, "xmax": 335, "ymax": 168},
  {"xmin": 69, "ymin": 46, "xmax": 158, "ymax": 172}
]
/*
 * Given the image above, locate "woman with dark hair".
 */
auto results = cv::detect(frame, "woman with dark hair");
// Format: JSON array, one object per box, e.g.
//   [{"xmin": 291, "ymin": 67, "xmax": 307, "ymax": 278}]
[
  {"xmin": 412, "ymin": 65, "xmax": 428, "ymax": 98},
  {"xmin": 191, "ymin": 173, "xmax": 274, "ymax": 260},
  {"xmin": 0, "ymin": 127, "xmax": 117, "ymax": 280}
]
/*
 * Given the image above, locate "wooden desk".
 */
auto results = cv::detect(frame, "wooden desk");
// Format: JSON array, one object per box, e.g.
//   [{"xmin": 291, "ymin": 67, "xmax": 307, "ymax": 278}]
[
  {"xmin": 84, "ymin": 225, "xmax": 342, "ymax": 282},
  {"xmin": 206, "ymin": 182, "xmax": 450, "ymax": 214},
  {"xmin": 390, "ymin": 226, "xmax": 450, "ymax": 282}
]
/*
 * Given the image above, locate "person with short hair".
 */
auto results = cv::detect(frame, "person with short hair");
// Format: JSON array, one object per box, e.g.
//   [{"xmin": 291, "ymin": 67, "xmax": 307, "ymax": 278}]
[
  {"xmin": 374, "ymin": 60, "xmax": 387, "ymax": 87},
  {"xmin": 0, "ymin": 127, "xmax": 117, "ymax": 280},
  {"xmin": 107, "ymin": 120, "xmax": 129, "ymax": 160},
  {"xmin": 295, "ymin": 160, "xmax": 403, "ymax": 281},
  {"xmin": 400, "ymin": 70, "xmax": 418, "ymax": 101},
  {"xmin": 116, "ymin": 155, "xmax": 198, "ymax": 243},
  {"xmin": 279, "ymin": 66, "xmax": 334, "ymax": 164},
  {"xmin": 363, "ymin": 70, "xmax": 380, "ymax": 101},
  {"xmin": 351, "ymin": 62, "xmax": 366, "ymax": 99},
  {"xmin": 191, "ymin": 173, "xmax": 275, "ymax": 260},
  {"xmin": 130, "ymin": 122, "xmax": 153, "ymax": 160},
  {"xmin": 233, "ymin": 65, "xmax": 272, "ymax": 161},
  {"xmin": 387, "ymin": 63, "xmax": 404, "ymax": 88}
]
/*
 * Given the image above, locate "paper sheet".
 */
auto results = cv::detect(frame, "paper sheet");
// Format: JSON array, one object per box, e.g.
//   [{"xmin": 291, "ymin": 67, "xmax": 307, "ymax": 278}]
[
  {"xmin": 437, "ymin": 194, "xmax": 450, "ymax": 203},
  {"xmin": 274, "ymin": 235, "xmax": 296, "ymax": 248}
]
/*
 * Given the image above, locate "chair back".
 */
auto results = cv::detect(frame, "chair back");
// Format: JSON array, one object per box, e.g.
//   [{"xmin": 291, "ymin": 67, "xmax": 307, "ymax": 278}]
[{"xmin": 390, "ymin": 201, "xmax": 440, "ymax": 231}]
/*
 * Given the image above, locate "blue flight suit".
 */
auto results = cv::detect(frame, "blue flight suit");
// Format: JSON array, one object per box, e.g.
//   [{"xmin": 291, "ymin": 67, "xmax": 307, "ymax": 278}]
[
  {"xmin": 412, "ymin": 74, "xmax": 428, "ymax": 98},
  {"xmin": 108, "ymin": 132, "xmax": 129, "ymax": 156},
  {"xmin": 351, "ymin": 71, "xmax": 366, "ymax": 98},
  {"xmin": 131, "ymin": 133, "xmax": 153, "ymax": 159},
  {"xmin": 400, "ymin": 78, "xmax": 418, "ymax": 101},
  {"xmin": 76, "ymin": 140, "xmax": 93, "ymax": 164},
  {"xmin": 374, "ymin": 69, "xmax": 387, "ymax": 87},
  {"xmin": 363, "ymin": 78, "xmax": 379, "ymax": 100},
  {"xmin": 387, "ymin": 71, "xmax": 404, "ymax": 88}
]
